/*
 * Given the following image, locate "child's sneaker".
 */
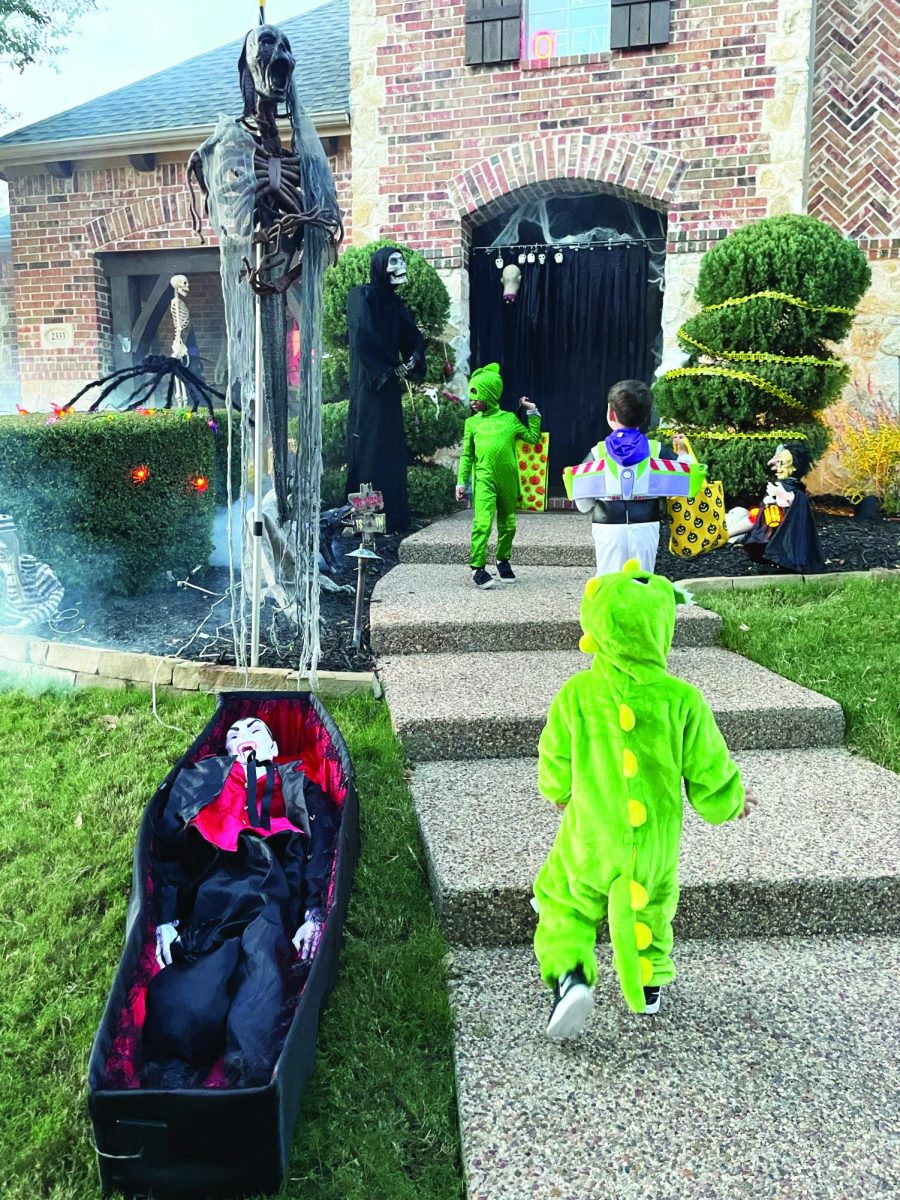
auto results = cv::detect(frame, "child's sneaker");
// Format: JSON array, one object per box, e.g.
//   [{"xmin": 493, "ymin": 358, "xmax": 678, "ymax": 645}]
[
  {"xmin": 472, "ymin": 568, "xmax": 495, "ymax": 589},
  {"xmin": 546, "ymin": 967, "xmax": 593, "ymax": 1040},
  {"xmin": 496, "ymin": 559, "xmax": 516, "ymax": 582},
  {"xmin": 642, "ymin": 985, "xmax": 661, "ymax": 1014}
]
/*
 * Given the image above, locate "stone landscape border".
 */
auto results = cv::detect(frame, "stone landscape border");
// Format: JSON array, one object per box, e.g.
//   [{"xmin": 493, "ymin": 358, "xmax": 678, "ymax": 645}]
[
  {"xmin": 0, "ymin": 632, "xmax": 381, "ymax": 698},
  {"xmin": 680, "ymin": 566, "xmax": 899, "ymax": 592}
]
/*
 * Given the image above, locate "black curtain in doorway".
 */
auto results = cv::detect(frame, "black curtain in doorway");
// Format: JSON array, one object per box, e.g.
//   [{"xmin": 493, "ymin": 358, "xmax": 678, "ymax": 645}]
[{"xmin": 469, "ymin": 243, "xmax": 652, "ymax": 481}]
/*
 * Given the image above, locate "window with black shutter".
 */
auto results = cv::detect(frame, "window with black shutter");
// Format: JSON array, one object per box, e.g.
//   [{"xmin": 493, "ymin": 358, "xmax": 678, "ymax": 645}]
[
  {"xmin": 610, "ymin": 0, "xmax": 671, "ymax": 50},
  {"xmin": 465, "ymin": 0, "xmax": 522, "ymax": 66}
]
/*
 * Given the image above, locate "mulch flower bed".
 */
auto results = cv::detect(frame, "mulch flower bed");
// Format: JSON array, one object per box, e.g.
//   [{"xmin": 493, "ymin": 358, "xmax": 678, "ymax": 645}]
[{"xmin": 24, "ymin": 502, "xmax": 900, "ymax": 672}]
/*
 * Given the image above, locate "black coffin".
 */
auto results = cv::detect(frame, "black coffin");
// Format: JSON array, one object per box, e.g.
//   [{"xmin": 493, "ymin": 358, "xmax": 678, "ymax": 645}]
[{"xmin": 87, "ymin": 691, "xmax": 360, "ymax": 1198}]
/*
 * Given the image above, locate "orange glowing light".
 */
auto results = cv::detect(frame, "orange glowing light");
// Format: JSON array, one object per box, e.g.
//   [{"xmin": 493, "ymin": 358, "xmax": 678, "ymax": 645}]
[
  {"xmin": 16, "ymin": 404, "xmax": 29, "ymax": 416},
  {"xmin": 192, "ymin": 474, "xmax": 210, "ymax": 493},
  {"xmin": 130, "ymin": 464, "xmax": 151, "ymax": 485}
]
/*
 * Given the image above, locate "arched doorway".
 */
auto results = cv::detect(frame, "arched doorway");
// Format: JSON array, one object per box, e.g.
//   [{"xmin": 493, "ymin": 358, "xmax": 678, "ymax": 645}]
[{"xmin": 468, "ymin": 187, "xmax": 666, "ymax": 483}]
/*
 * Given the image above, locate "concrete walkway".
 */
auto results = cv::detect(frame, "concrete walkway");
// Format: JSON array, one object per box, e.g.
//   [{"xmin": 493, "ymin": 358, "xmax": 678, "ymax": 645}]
[{"xmin": 373, "ymin": 510, "xmax": 900, "ymax": 1199}]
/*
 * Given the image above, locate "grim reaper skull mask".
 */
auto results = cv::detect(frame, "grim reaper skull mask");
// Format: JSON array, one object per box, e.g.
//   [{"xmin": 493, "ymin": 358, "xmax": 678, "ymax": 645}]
[
  {"xmin": 386, "ymin": 251, "xmax": 408, "ymax": 288},
  {"xmin": 240, "ymin": 24, "xmax": 295, "ymax": 107}
]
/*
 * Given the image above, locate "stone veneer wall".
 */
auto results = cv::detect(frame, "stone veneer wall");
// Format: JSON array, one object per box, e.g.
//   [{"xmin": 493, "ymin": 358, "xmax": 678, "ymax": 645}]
[
  {"xmin": 0, "ymin": 245, "xmax": 20, "ymax": 409},
  {"xmin": 0, "ymin": 631, "xmax": 379, "ymax": 696},
  {"xmin": 5, "ymin": 141, "xmax": 352, "ymax": 408}
]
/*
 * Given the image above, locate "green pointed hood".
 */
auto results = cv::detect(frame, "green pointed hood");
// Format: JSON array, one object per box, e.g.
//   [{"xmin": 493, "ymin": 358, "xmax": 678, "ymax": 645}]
[
  {"xmin": 468, "ymin": 363, "xmax": 503, "ymax": 413},
  {"xmin": 578, "ymin": 559, "xmax": 690, "ymax": 681}
]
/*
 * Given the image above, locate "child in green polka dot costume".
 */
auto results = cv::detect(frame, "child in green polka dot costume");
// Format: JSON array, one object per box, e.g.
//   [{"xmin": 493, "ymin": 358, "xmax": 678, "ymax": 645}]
[{"xmin": 533, "ymin": 559, "xmax": 756, "ymax": 1038}]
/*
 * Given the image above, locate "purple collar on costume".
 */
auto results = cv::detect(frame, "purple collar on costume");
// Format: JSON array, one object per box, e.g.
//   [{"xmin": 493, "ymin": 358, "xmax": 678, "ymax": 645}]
[{"xmin": 605, "ymin": 428, "xmax": 650, "ymax": 465}]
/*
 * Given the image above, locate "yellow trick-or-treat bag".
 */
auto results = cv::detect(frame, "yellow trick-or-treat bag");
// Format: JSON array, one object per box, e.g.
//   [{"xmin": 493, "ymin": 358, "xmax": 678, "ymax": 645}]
[
  {"xmin": 517, "ymin": 433, "xmax": 550, "ymax": 511},
  {"xmin": 667, "ymin": 435, "xmax": 729, "ymax": 558}
]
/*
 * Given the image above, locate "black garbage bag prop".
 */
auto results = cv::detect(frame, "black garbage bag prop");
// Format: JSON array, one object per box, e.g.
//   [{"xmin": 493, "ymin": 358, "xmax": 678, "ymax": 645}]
[{"xmin": 87, "ymin": 691, "xmax": 359, "ymax": 1199}]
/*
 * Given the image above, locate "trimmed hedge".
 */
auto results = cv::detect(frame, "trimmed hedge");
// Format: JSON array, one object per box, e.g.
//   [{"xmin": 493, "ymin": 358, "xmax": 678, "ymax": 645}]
[
  {"xmin": 319, "ymin": 394, "xmax": 466, "ymax": 473},
  {"xmin": 408, "ymin": 464, "xmax": 457, "ymax": 519},
  {"xmin": 0, "ymin": 412, "xmax": 215, "ymax": 595},
  {"xmin": 653, "ymin": 215, "xmax": 871, "ymax": 499}
]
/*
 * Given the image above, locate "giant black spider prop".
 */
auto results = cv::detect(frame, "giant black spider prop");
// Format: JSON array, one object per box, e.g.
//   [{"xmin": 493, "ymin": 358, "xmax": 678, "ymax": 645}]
[{"xmin": 63, "ymin": 354, "xmax": 225, "ymax": 416}]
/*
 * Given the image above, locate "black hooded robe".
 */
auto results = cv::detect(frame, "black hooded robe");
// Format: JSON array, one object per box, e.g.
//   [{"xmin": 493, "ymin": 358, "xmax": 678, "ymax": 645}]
[
  {"xmin": 744, "ymin": 479, "xmax": 825, "ymax": 573},
  {"xmin": 345, "ymin": 246, "xmax": 426, "ymax": 534}
]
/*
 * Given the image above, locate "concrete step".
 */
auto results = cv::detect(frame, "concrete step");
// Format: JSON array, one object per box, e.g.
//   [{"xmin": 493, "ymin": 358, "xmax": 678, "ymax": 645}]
[
  {"xmin": 400, "ymin": 509, "xmax": 594, "ymax": 567},
  {"xmin": 411, "ymin": 749, "xmax": 900, "ymax": 945},
  {"xmin": 370, "ymin": 564, "xmax": 722, "ymax": 655},
  {"xmin": 450, "ymin": 937, "xmax": 900, "ymax": 1200},
  {"xmin": 380, "ymin": 646, "xmax": 845, "ymax": 762}
]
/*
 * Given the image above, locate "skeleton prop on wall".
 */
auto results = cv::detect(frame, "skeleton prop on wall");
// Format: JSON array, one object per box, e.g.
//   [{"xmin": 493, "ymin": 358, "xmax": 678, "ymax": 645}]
[
  {"xmin": 734, "ymin": 443, "xmax": 825, "ymax": 573},
  {"xmin": 63, "ymin": 274, "xmax": 223, "ymax": 417},
  {"xmin": 0, "ymin": 514, "xmax": 64, "ymax": 629},
  {"xmin": 186, "ymin": 17, "xmax": 342, "ymax": 675}
]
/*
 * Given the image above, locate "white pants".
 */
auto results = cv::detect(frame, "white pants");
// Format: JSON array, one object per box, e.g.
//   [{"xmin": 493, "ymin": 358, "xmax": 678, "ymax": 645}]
[{"xmin": 591, "ymin": 521, "xmax": 660, "ymax": 576}]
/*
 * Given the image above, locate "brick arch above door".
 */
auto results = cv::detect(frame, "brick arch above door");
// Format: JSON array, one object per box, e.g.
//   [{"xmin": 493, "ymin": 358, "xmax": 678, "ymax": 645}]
[
  {"xmin": 448, "ymin": 134, "xmax": 687, "ymax": 224},
  {"xmin": 81, "ymin": 190, "xmax": 208, "ymax": 253}
]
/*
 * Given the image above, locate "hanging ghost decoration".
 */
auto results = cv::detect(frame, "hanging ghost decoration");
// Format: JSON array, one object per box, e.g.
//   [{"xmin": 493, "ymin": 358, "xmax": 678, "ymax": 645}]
[{"xmin": 502, "ymin": 263, "xmax": 522, "ymax": 304}]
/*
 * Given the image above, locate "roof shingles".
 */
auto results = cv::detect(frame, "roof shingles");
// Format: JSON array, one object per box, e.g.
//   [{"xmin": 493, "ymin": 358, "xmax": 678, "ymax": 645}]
[{"xmin": 0, "ymin": 0, "xmax": 348, "ymax": 150}]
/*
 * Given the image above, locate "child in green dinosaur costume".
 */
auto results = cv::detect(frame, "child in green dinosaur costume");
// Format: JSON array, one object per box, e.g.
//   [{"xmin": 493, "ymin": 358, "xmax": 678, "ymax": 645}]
[
  {"xmin": 455, "ymin": 363, "xmax": 541, "ymax": 589},
  {"xmin": 533, "ymin": 559, "xmax": 755, "ymax": 1038}
]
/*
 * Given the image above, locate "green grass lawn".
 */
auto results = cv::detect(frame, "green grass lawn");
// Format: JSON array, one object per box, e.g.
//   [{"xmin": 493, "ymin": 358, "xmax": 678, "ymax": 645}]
[
  {"xmin": 0, "ymin": 686, "xmax": 463, "ymax": 1200},
  {"xmin": 700, "ymin": 575, "xmax": 900, "ymax": 772}
]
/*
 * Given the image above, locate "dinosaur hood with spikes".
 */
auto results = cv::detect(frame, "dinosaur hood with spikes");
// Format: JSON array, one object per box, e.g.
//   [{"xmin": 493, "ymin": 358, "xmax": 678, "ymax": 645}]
[{"xmin": 578, "ymin": 559, "xmax": 692, "ymax": 682}]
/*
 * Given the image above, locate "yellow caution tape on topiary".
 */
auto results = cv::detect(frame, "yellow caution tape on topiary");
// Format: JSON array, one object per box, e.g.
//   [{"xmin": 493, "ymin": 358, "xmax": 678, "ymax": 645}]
[
  {"xmin": 663, "ymin": 366, "xmax": 807, "ymax": 411},
  {"xmin": 701, "ymin": 290, "xmax": 856, "ymax": 317},
  {"xmin": 677, "ymin": 329, "xmax": 846, "ymax": 371}
]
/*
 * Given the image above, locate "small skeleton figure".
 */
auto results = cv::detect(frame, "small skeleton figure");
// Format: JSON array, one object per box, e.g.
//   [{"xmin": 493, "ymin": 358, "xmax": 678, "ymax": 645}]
[{"xmin": 170, "ymin": 275, "xmax": 191, "ymax": 363}]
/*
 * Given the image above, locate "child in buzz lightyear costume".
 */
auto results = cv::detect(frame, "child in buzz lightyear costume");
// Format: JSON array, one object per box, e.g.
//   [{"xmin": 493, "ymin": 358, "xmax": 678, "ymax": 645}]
[
  {"xmin": 455, "ymin": 363, "xmax": 541, "ymax": 589},
  {"xmin": 534, "ymin": 560, "xmax": 756, "ymax": 1039}
]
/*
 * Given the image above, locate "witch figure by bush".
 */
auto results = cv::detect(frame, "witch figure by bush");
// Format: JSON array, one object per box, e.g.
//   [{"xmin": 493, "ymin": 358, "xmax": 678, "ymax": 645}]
[
  {"xmin": 345, "ymin": 247, "xmax": 426, "ymax": 533},
  {"xmin": 726, "ymin": 442, "xmax": 825, "ymax": 573}
]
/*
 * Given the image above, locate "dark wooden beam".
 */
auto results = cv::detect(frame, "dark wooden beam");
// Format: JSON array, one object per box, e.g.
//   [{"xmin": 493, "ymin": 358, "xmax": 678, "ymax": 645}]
[
  {"xmin": 98, "ymin": 248, "xmax": 220, "ymax": 277},
  {"xmin": 128, "ymin": 153, "xmax": 157, "ymax": 173},
  {"xmin": 46, "ymin": 160, "xmax": 73, "ymax": 179},
  {"xmin": 130, "ymin": 274, "xmax": 171, "ymax": 360},
  {"xmin": 320, "ymin": 136, "xmax": 340, "ymax": 159}
]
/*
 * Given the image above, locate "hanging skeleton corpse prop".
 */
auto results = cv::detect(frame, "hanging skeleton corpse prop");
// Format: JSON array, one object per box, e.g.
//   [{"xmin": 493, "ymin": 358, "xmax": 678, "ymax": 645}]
[{"xmin": 187, "ymin": 20, "xmax": 343, "ymax": 672}]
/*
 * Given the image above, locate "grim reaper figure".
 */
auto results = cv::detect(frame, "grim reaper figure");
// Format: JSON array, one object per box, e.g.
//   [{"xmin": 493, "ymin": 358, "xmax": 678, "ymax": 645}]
[
  {"xmin": 346, "ymin": 248, "xmax": 425, "ymax": 534},
  {"xmin": 187, "ymin": 19, "xmax": 343, "ymax": 671}
]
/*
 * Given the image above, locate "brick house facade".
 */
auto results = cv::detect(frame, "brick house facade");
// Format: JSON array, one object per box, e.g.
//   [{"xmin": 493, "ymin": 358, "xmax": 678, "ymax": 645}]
[{"xmin": 0, "ymin": 0, "xmax": 896, "ymax": 414}]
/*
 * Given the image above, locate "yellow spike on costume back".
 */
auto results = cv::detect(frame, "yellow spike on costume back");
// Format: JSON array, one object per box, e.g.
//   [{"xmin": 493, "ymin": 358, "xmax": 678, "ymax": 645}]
[
  {"xmin": 579, "ymin": 632, "xmax": 600, "ymax": 654},
  {"xmin": 584, "ymin": 577, "xmax": 602, "ymax": 600},
  {"xmin": 622, "ymin": 557, "xmax": 641, "ymax": 575}
]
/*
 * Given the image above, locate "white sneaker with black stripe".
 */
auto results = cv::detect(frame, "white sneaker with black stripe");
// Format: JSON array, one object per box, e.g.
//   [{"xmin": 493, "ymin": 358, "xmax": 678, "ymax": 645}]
[
  {"xmin": 642, "ymin": 985, "xmax": 661, "ymax": 1014},
  {"xmin": 546, "ymin": 966, "xmax": 594, "ymax": 1040}
]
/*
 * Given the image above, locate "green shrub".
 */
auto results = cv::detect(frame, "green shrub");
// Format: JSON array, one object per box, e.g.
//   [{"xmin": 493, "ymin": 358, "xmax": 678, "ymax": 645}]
[
  {"xmin": 320, "ymin": 466, "xmax": 347, "ymax": 509},
  {"xmin": 669, "ymin": 424, "xmax": 830, "ymax": 504},
  {"xmin": 0, "ymin": 412, "xmax": 215, "ymax": 595},
  {"xmin": 408, "ymin": 464, "xmax": 457, "ymax": 518},
  {"xmin": 403, "ymin": 390, "xmax": 467, "ymax": 461},
  {"xmin": 322, "ymin": 239, "xmax": 453, "ymax": 404},
  {"xmin": 321, "ymin": 400, "xmax": 350, "ymax": 471},
  {"xmin": 318, "ymin": 393, "xmax": 465, "ymax": 474},
  {"xmin": 654, "ymin": 215, "xmax": 871, "ymax": 499}
]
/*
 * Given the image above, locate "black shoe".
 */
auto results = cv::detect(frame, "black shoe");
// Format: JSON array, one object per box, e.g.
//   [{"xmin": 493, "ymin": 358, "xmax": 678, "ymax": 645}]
[
  {"xmin": 496, "ymin": 559, "xmax": 516, "ymax": 582},
  {"xmin": 472, "ymin": 567, "xmax": 495, "ymax": 589},
  {"xmin": 547, "ymin": 966, "xmax": 594, "ymax": 1040},
  {"xmin": 642, "ymin": 985, "xmax": 661, "ymax": 1015}
]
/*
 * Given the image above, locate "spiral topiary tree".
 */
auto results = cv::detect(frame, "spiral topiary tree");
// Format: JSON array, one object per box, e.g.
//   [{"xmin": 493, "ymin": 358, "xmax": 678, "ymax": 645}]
[
  {"xmin": 322, "ymin": 238, "xmax": 453, "ymax": 403},
  {"xmin": 653, "ymin": 215, "xmax": 871, "ymax": 500}
]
